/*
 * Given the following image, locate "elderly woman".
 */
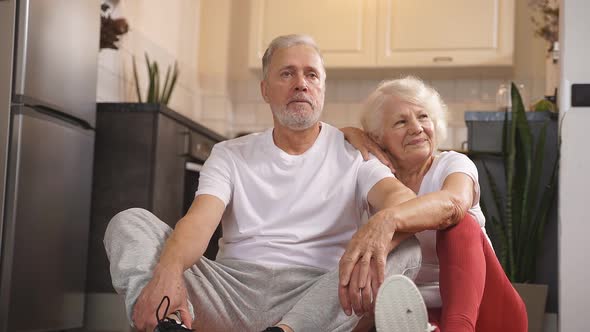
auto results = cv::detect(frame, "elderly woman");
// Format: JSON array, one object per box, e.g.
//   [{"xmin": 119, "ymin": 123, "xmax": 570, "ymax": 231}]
[{"xmin": 340, "ymin": 77, "xmax": 527, "ymax": 332}]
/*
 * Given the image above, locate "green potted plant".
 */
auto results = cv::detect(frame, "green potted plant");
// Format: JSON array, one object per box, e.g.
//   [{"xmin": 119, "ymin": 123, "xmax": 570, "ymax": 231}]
[
  {"xmin": 132, "ymin": 53, "xmax": 179, "ymax": 105},
  {"xmin": 478, "ymin": 83, "xmax": 558, "ymax": 331}
]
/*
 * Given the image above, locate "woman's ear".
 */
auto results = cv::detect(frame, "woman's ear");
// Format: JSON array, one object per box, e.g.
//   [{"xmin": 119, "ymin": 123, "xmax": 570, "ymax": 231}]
[{"xmin": 369, "ymin": 132, "xmax": 385, "ymax": 149}]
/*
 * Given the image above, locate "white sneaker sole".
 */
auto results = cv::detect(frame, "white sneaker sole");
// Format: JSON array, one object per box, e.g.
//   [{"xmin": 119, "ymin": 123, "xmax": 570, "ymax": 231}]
[{"xmin": 374, "ymin": 275, "xmax": 429, "ymax": 332}]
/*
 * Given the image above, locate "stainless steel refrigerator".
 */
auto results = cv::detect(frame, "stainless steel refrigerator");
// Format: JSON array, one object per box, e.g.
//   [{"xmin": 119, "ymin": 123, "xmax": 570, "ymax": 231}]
[{"xmin": 0, "ymin": 0, "xmax": 99, "ymax": 330}]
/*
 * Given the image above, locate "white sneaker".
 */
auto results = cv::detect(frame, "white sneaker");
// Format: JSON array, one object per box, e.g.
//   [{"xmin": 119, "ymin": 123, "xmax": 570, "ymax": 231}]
[{"xmin": 374, "ymin": 275, "xmax": 436, "ymax": 332}]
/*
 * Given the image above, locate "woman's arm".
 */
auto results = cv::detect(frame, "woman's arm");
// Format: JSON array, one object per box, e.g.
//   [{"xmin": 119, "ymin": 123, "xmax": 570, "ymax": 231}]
[{"xmin": 383, "ymin": 172, "xmax": 476, "ymax": 233}]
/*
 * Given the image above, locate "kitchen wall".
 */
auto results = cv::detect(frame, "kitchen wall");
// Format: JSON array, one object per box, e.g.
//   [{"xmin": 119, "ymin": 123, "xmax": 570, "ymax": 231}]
[
  {"xmin": 96, "ymin": 0, "xmax": 201, "ymax": 120},
  {"xmin": 223, "ymin": 0, "xmax": 548, "ymax": 150},
  {"xmin": 96, "ymin": 0, "xmax": 548, "ymax": 150},
  {"xmin": 198, "ymin": 0, "xmax": 234, "ymax": 135}
]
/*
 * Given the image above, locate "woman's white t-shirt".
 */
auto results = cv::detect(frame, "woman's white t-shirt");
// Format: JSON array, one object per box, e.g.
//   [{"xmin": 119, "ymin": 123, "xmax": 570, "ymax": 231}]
[{"xmin": 414, "ymin": 151, "xmax": 490, "ymax": 308}]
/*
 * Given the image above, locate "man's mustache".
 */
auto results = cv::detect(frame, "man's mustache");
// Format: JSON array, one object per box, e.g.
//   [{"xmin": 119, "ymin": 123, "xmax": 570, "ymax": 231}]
[{"xmin": 288, "ymin": 94, "xmax": 313, "ymax": 105}]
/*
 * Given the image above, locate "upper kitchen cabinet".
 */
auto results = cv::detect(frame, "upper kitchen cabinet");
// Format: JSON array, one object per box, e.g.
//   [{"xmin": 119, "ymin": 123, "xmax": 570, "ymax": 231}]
[
  {"xmin": 377, "ymin": 0, "xmax": 515, "ymax": 67},
  {"xmin": 248, "ymin": 0, "xmax": 377, "ymax": 68}
]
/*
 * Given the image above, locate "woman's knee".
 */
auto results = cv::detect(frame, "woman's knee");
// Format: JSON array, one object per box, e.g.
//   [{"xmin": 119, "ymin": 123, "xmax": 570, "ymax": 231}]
[{"xmin": 436, "ymin": 214, "xmax": 481, "ymax": 246}]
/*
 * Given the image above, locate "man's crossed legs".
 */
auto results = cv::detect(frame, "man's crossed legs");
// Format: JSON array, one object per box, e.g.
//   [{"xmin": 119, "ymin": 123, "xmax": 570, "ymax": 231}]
[{"xmin": 104, "ymin": 208, "xmax": 422, "ymax": 332}]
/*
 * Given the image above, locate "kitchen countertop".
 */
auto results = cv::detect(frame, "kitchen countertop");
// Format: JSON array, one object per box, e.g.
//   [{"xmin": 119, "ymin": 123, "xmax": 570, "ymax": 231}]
[
  {"xmin": 465, "ymin": 110, "xmax": 558, "ymax": 122},
  {"xmin": 97, "ymin": 102, "xmax": 226, "ymax": 142}
]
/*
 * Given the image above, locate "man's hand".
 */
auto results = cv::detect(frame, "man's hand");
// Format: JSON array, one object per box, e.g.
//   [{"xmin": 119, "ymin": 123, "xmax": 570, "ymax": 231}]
[
  {"xmin": 338, "ymin": 213, "xmax": 394, "ymax": 315},
  {"xmin": 132, "ymin": 266, "xmax": 193, "ymax": 331},
  {"xmin": 340, "ymin": 127, "xmax": 395, "ymax": 172},
  {"xmin": 130, "ymin": 195, "xmax": 225, "ymax": 331}
]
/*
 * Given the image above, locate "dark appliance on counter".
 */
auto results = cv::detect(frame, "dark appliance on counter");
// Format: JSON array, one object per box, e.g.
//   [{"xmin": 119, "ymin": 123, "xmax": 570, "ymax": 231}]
[
  {"xmin": 0, "ymin": 0, "xmax": 100, "ymax": 331},
  {"xmin": 87, "ymin": 103, "xmax": 225, "ymax": 293}
]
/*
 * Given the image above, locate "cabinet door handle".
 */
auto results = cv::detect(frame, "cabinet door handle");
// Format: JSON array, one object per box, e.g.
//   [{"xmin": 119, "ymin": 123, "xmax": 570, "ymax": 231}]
[{"xmin": 433, "ymin": 56, "xmax": 453, "ymax": 63}]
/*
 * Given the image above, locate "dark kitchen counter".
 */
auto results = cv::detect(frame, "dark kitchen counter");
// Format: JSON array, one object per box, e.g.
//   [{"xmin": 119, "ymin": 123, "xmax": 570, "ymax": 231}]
[{"xmin": 97, "ymin": 102, "xmax": 226, "ymax": 142}]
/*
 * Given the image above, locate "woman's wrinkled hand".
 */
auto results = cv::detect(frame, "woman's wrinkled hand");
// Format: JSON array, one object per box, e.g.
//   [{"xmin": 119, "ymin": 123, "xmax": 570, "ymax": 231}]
[
  {"xmin": 338, "ymin": 214, "xmax": 394, "ymax": 316},
  {"xmin": 340, "ymin": 127, "xmax": 394, "ymax": 172},
  {"xmin": 339, "ymin": 259, "xmax": 381, "ymax": 316}
]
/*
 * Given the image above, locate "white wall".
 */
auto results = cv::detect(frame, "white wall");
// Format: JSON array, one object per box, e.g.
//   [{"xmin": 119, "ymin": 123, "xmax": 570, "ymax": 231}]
[
  {"xmin": 198, "ymin": 0, "xmax": 234, "ymax": 136},
  {"xmin": 96, "ymin": 0, "xmax": 201, "ymax": 121},
  {"xmin": 558, "ymin": 0, "xmax": 590, "ymax": 330}
]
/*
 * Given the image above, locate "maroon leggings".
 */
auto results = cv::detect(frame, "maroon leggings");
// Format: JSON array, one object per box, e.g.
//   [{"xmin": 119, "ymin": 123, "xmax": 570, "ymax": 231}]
[{"xmin": 427, "ymin": 215, "xmax": 528, "ymax": 332}]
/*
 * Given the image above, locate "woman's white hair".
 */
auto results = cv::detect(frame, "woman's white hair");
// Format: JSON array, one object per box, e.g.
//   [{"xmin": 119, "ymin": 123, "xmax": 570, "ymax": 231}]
[
  {"xmin": 261, "ymin": 34, "xmax": 325, "ymax": 80},
  {"xmin": 360, "ymin": 76, "xmax": 448, "ymax": 150}
]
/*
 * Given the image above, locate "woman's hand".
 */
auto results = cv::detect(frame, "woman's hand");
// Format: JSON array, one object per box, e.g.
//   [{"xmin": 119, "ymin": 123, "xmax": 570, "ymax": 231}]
[
  {"xmin": 340, "ymin": 127, "xmax": 394, "ymax": 172},
  {"xmin": 338, "ymin": 214, "xmax": 394, "ymax": 315},
  {"xmin": 339, "ymin": 259, "xmax": 381, "ymax": 316},
  {"xmin": 132, "ymin": 266, "xmax": 193, "ymax": 331}
]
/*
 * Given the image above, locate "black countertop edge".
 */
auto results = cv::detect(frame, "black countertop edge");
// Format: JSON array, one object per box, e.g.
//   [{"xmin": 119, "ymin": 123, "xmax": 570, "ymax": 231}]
[
  {"xmin": 464, "ymin": 111, "xmax": 558, "ymax": 122},
  {"xmin": 97, "ymin": 103, "xmax": 227, "ymax": 142}
]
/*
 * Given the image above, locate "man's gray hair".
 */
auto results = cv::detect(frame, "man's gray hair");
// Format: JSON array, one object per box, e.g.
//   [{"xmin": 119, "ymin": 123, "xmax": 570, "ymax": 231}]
[
  {"xmin": 361, "ymin": 76, "xmax": 448, "ymax": 150},
  {"xmin": 262, "ymin": 34, "xmax": 326, "ymax": 80}
]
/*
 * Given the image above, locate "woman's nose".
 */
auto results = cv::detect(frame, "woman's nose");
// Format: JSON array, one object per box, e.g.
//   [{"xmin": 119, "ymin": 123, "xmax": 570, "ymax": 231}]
[{"xmin": 408, "ymin": 118, "xmax": 423, "ymax": 134}]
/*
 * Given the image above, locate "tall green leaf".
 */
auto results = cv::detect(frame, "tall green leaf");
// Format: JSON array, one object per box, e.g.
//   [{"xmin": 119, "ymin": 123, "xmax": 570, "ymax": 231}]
[
  {"xmin": 163, "ymin": 61, "xmax": 179, "ymax": 105},
  {"xmin": 132, "ymin": 56, "xmax": 142, "ymax": 103},
  {"xmin": 145, "ymin": 53, "xmax": 155, "ymax": 103},
  {"xmin": 153, "ymin": 62, "xmax": 160, "ymax": 103},
  {"xmin": 515, "ymin": 124, "xmax": 548, "ymax": 281},
  {"xmin": 481, "ymin": 160, "xmax": 511, "ymax": 276},
  {"xmin": 161, "ymin": 66, "xmax": 171, "ymax": 104},
  {"xmin": 504, "ymin": 94, "xmax": 518, "ymax": 277},
  {"xmin": 511, "ymin": 83, "xmax": 534, "ymax": 279}
]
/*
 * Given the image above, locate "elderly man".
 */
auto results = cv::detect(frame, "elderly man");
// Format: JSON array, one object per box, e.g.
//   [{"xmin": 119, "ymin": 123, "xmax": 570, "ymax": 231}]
[{"xmin": 104, "ymin": 34, "xmax": 424, "ymax": 332}]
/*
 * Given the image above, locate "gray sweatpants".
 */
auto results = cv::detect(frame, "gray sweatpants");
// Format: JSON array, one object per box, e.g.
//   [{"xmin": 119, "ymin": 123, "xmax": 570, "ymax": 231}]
[{"xmin": 104, "ymin": 208, "xmax": 422, "ymax": 332}]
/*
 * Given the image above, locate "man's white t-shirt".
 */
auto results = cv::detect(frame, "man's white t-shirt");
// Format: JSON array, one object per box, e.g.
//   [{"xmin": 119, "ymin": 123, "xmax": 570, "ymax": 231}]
[
  {"xmin": 414, "ymin": 151, "xmax": 490, "ymax": 308},
  {"xmin": 195, "ymin": 123, "xmax": 394, "ymax": 270}
]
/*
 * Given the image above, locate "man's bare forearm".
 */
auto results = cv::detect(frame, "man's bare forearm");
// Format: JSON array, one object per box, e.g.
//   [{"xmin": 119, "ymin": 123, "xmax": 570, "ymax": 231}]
[{"xmin": 154, "ymin": 194, "xmax": 225, "ymax": 275}]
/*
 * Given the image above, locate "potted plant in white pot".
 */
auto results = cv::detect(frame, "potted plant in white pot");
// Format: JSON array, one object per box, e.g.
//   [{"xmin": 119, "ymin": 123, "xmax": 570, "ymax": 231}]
[{"xmin": 477, "ymin": 83, "xmax": 558, "ymax": 332}]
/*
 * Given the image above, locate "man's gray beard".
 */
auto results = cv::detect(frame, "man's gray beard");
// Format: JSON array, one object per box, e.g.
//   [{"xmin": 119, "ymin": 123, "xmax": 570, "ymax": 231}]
[{"xmin": 273, "ymin": 105, "xmax": 323, "ymax": 131}]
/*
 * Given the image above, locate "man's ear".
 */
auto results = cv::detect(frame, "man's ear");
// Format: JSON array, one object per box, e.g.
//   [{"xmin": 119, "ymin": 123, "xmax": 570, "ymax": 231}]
[{"xmin": 260, "ymin": 80, "xmax": 270, "ymax": 103}]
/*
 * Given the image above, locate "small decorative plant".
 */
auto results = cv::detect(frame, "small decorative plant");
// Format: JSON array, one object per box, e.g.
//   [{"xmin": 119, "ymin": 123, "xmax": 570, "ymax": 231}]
[
  {"xmin": 100, "ymin": 1, "xmax": 129, "ymax": 50},
  {"xmin": 528, "ymin": 0, "xmax": 559, "ymax": 56},
  {"xmin": 529, "ymin": 0, "xmax": 559, "ymax": 44},
  {"xmin": 132, "ymin": 53, "xmax": 179, "ymax": 105},
  {"xmin": 480, "ymin": 83, "xmax": 558, "ymax": 283}
]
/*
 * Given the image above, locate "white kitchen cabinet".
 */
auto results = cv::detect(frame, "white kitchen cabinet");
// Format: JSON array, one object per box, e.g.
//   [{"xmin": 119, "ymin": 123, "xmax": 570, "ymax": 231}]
[
  {"xmin": 248, "ymin": 0, "xmax": 514, "ymax": 69},
  {"xmin": 376, "ymin": 0, "xmax": 515, "ymax": 67},
  {"xmin": 248, "ymin": 0, "xmax": 377, "ymax": 68}
]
